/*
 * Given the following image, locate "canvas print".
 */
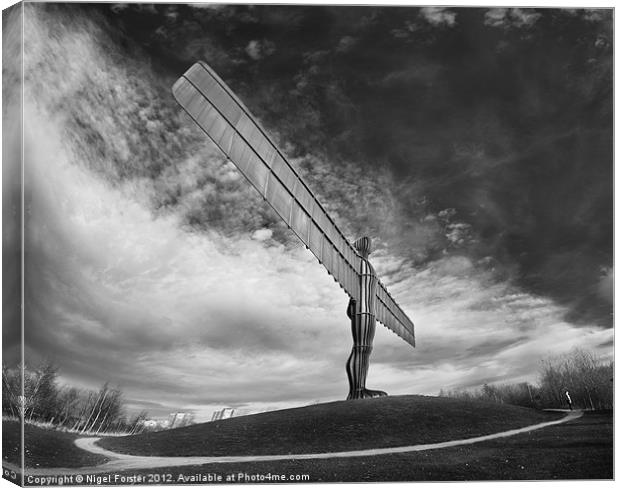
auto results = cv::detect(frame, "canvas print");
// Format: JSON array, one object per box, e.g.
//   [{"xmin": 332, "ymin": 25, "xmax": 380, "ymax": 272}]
[{"xmin": 2, "ymin": 3, "xmax": 613, "ymax": 485}]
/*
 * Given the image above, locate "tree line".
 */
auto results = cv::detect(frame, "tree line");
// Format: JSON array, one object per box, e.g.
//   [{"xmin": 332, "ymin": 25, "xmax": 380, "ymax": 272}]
[
  {"xmin": 439, "ymin": 348, "xmax": 613, "ymax": 410},
  {"xmin": 2, "ymin": 361, "xmax": 148, "ymax": 435}
]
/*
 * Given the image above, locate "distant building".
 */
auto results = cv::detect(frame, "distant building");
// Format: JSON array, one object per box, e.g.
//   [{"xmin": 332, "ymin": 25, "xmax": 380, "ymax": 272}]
[
  {"xmin": 139, "ymin": 412, "xmax": 194, "ymax": 432},
  {"xmin": 142, "ymin": 419, "xmax": 159, "ymax": 429},
  {"xmin": 208, "ymin": 406, "xmax": 286, "ymax": 422},
  {"xmin": 211, "ymin": 407, "xmax": 235, "ymax": 421},
  {"xmin": 168, "ymin": 411, "xmax": 194, "ymax": 429}
]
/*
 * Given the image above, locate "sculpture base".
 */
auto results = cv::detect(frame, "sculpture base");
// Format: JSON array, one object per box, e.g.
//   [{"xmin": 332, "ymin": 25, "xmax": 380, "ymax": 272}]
[{"xmin": 347, "ymin": 388, "xmax": 388, "ymax": 400}]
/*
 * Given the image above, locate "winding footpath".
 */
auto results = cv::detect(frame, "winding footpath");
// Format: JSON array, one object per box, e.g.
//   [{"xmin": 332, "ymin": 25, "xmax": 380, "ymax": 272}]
[{"xmin": 5, "ymin": 410, "xmax": 582, "ymax": 476}]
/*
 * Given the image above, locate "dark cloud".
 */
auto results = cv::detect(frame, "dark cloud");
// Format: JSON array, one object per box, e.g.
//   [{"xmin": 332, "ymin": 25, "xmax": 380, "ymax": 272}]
[{"xmin": 195, "ymin": 6, "xmax": 612, "ymax": 328}]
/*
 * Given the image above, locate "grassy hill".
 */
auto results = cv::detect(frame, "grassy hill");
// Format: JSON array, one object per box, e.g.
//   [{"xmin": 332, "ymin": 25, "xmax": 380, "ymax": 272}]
[
  {"xmin": 108, "ymin": 411, "xmax": 612, "ymax": 481},
  {"xmin": 98, "ymin": 395, "xmax": 564, "ymax": 457},
  {"xmin": 2, "ymin": 420, "xmax": 109, "ymax": 468}
]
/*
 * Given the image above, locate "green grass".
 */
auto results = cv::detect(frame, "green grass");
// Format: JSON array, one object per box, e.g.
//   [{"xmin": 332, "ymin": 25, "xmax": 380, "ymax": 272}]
[
  {"xmin": 99, "ymin": 395, "xmax": 564, "ymax": 457},
  {"xmin": 100, "ymin": 411, "xmax": 613, "ymax": 482},
  {"xmin": 2, "ymin": 420, "xmax": 109, "ymax": 469}
]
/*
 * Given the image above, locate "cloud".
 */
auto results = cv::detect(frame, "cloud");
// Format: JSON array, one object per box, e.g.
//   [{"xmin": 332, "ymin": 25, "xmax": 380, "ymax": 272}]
[
  {"xmin": 164, "ymin": 6, "xmax": 179, "ymax": 21},
  {"xmin": 19, "ymin": 5, "xmax": 613, "ymax": 421},
  {"xmin": 597, "ymin": 267, "xmax": 613, "ymax": 304},
  {"xmin": 380, "ymin": 63, "xmax": 444, "ymax": 87},
  {"xmin": 23, "ymin": 96, "xmax": 351, "ymax": 418},
  {"xmin": 2, "ymin": 4, "xmax": 24, "ymax": 366},
  {"xmin": 189, "ymin": 4, "xmax": 227, "ymax": 10},
  {"xmin": 484, "ymin": 8, "xmax": 542, "ymax": 29},
  {"xmin": 336, "ymin": 35, "xmax": 357, "ymax": 53},
  {"xmin": 584, "ymin": 9, "xmax": 606, "ymax": 23},
  {"xmin": 419, "ymin": 7, "xmax": 457, "ymax": 27},
  {"xmin": 252, "ymin": 228, "xmax": 273, "ymax": 241},
  {"xmin": 110, "ymin": 3, "xmax": 157, "ymax": 15},
  {"xmin": 245, "ymin": 39, "xmax": 276, "ymax": 60},
  {"xmin": 110, "ymin": 4, "xmax": 128, "ymax": 14},
  {"xmin": 510, "ymin": 8, "xmax": 543, "ymax": 28},
  {"xmin": 369, "ymin": 255, "xmax": 613, "ymax": 392}
]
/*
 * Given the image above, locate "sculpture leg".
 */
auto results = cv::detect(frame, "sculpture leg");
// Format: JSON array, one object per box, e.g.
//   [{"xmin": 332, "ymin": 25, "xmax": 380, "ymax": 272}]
[{"xmin": 346, "ymin": 300, "xmax": 387, "ymax": 400}]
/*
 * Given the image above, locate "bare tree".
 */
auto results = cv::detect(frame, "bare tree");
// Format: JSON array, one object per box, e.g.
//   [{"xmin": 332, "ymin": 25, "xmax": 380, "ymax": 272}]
[
  {"xmin": 127, "ymin": 410, "xmax": 149, "ymax": 435},
  {"xmin": 56, "ymin": 386, "xmax": 81, "ymax": 428},
  {"xmin": 539, "ymin": 347, "xmax": 613, "ymax": 409},
  {"xmin": 2, "ymin": 363, "xmax": 21, "ymax": 418},
  {"xmin": 2, "ymin": 363, "xmax": 149, "ymax": 434}
]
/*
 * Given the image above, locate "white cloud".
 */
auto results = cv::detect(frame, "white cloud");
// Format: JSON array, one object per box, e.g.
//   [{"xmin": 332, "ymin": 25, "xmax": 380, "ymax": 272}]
[
  {"xmin": 188, "ymin": 3, "xmax": 226, "ymax": 10},
  {"xmin": 370, "ymin": 255, "xmax": 613, "ymax": 394},
  {"xmin": 252, "ymin": 228, "xmax": 273, "ymax": 241},
  {"xmin": 245, "ymin": 39, "xmax": 276, "ymax": 60},
  {"xmin": 25, "ymin": 99, "xmax": 351, "ymax": 419},
  {"xmin": 484, "ymin": 8, "xmax": 509, "ymax": 28},
  {"xmin": 484, "ymin": 8, "xmax": 542, "ymax": 29},
  {"xmin": 510, "ymin": 8, "xmax": 543, "ymax": 28},
  {"xmin": 419, "ymin": 7, "xmax": 457, "ymax": 27},
  {"xmin": 584, "ymin": 9, "xmax": 605, "ymax": 23},
  {"xmin": 336, "ymin": 35, "xmax": 357, "ymax": 53}
]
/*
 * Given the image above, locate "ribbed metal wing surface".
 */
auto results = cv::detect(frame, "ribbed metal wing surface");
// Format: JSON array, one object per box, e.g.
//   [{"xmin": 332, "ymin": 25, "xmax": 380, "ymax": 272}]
[
  {"xmin": 376, "ymin": 281, "xmax": 416, "ymax": 346},
  {"xmin": 172, "ymin": 61, "xmax": 415, "ymax": 348}
]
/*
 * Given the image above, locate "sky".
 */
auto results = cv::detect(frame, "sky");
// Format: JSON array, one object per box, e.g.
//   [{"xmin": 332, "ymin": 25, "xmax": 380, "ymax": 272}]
[{"xmin": 2, "ymin": 4, "xmax": 613, "ymax": 421}]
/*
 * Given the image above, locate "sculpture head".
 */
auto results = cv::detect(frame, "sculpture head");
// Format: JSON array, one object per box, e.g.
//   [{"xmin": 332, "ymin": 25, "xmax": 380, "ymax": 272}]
[{"xmin": 353, "ymin": 236, "xmax": 373, "ymax": 258}]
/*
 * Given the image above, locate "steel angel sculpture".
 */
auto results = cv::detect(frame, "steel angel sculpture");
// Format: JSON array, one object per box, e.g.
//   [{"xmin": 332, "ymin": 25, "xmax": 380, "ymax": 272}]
[{"xmin": 173, "ymin": 62, "xmax": 415, "ymax": 400}]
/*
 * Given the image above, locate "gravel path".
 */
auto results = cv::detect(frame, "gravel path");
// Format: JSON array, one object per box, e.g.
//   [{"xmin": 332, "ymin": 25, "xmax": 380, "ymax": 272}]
[{"xmin": 5, "ymin": 410, "xmax": 582, "ymax": 476}]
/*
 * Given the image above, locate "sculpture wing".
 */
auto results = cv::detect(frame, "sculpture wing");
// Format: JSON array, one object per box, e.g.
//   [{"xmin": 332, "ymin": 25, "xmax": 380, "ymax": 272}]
[
  {"xmin": 172, "ymin": 61, "xmax": 415, "ymax": 347},
  {"xmin": 376, "ymin": 281, "xmax": 416, "ymax": 346}
]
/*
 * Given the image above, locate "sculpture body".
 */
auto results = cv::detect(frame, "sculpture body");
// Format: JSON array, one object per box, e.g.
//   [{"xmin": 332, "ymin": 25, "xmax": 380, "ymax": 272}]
[{"xmin": 346, "ymin": 236, "xmax": 387, "ymax": 399}]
